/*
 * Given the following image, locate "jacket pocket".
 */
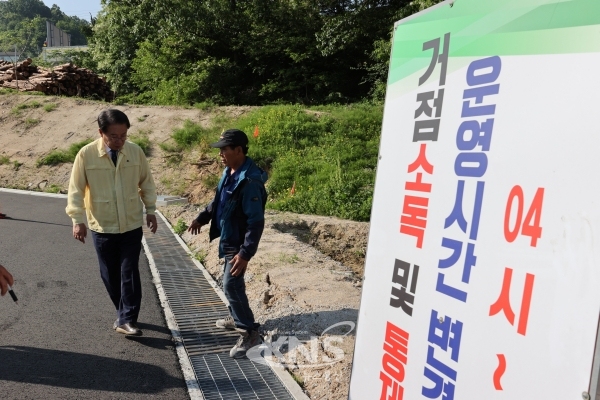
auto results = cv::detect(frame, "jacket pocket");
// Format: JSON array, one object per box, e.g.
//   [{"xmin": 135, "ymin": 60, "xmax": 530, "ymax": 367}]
[
  {"xmin": 126, "ymin": 194, "xmax": 143, "ymax": 228},
  {"xmin": 90, "ymin": 199, "xmax": 115, "ymax": 230}
]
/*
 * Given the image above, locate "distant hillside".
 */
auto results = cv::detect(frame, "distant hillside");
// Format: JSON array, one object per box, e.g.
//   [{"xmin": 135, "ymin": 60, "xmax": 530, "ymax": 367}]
[{"xmin": 0, "ymin": 0, "xmax": 90, "ymax": 59}]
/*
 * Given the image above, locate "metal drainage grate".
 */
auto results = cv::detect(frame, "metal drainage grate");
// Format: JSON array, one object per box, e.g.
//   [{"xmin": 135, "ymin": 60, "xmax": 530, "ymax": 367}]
[
  {"xmin": 160, "ymin": 270, "xmax": 240, "ymax": 356},
  {"xmin": 143, "ymin": 226, "xmax": 295, "ymax": 400},
  {"xmin": 191, "ymin": 354, "xmax": 294, "ymax": 400}
]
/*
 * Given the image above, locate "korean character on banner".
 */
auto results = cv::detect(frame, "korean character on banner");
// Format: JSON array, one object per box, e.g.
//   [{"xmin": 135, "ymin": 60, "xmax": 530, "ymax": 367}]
[
  {"xmin": 380, "ymin": 322, "xmax": 409, "ymax": 400},
  {"xmin": 400, "ymin": 144, "xmax": 433, "ymax": 247},
  {"xmin": 415, "ymin": 89, "xmax": 445, "ymax": 120},
  {"xmin": 422, "ymin": 345, "xmax": 456, "ymax": 399},
  {"xmin": 400, "ymin": 196, "xmax": 428, "ymax": 249},
  {"xmin": 390, "ymin": 259, "xmax": 420, "ymax": 316},
  {"xmin": 419, "ymin": 33, "xmax": 451, "ymax": 86},
  {"xmin": 427, "ymin": 310, "xmax": 463, "ymax": 362},
  {"xmin": 456, "ymin": 119, "xmax": 494, "ymax": 152},
  {"xmin": 438, "ymin": 238, "xmax": 477, "ymax": 284},
  {"xmin": 444, "ymin": 180, "xmax": 485, "ymax": 241},
  {"xmin": 435, "ymin": 238, "xmax": 469, "ymax": 303},
  {"xmin": 489, "ymin": 267, "xmax": 535, "ymax": 336},
  {"xmin": 406, "ymin": 143, "xmax": 434, "ymax": 192},
  {"xmin": 380, "ymin": 372, "xmax": 404, "ymax": 400},
  {"xmin": 413, "ymin": 119, "xmax": 440, "ymax": 142}
]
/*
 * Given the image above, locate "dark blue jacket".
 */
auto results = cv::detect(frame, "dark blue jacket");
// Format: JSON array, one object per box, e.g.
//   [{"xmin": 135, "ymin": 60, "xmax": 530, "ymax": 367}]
[{"xmin": 195, "ymin": 157, "xmax": 268, "ymax": 260}]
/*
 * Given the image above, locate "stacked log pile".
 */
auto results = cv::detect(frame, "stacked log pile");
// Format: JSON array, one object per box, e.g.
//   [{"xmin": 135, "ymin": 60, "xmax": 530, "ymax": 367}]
[{"xmin": 0, "ymin": 59, "xmax": 113, "ymax": 101}]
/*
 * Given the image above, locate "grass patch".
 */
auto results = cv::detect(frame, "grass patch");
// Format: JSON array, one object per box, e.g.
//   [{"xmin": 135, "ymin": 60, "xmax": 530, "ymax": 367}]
[
  {"xmin": 192, "ymin": 249, "xmax": 208, "ymax": 264},
  {"xmin": 24, "ymin": 118, "xmax": 40, "ymax": 128},
  {"xmin": 129, "ymin": 129, "xmax": 151, "ymax": 155},
  {"xmin": 201, "ymin": 173, "xmax": 221, "ymax": 189},
  {"xmin": 278, "ymin": 253, "xmax": 301, "ymax": 264},
  {"xmin": 0, "ymin": 88, "xmax": 17, "ymax": 95},
  {"xmin": 11, "ymin": 101, "xmax": 42, "ymax": 116},
  {"xmin": 290, "ymin": 373, "xmax": 305, "ymax": 389},
  {"xmin": 36, "ymin": 138, "xmax": 93, "ymax": 167},
  {"xmin": 0, "ymin": 155, "xmax": 10, "ymax": 165},
  {"xmin": 194, "ymin": 101, "xmax": 215, "ymax": 111},
  {"xmin": 171, "ymin": 119, "xmax": 214, "ymax": 150},
  {"xmin": 45, "ymin": 184, "xmax": 61, "ymax": 194},
  {"xmin": 173, "ymin": 218, "xmax": 188, "ymax": 235},
  {"xmin": 235, "ymin": 104, "xmax": 382, "ymax": 221},
  {"xmin": 12, "ymin": 160, "xmax": 23, "ymax": 171},
  {"xmin": 43, "ymin": 103, "xmax": 57, "ymax": 112}
]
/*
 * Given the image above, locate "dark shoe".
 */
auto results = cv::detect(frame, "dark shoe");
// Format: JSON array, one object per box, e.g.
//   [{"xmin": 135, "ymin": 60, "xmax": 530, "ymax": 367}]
[
  {"xmin": 230, "ymin": 330, "xmax": 262, "ymax": 359},
  {"xmin": 116, "ymin": 322, "xmax": 142, "ymax": 336},
  {"xmin": 113, "ymin": 319, "xmax": 118, "ymax": 330},
  {"xmin": 216, "ymin": 315, "xmax": 236, "ymax": 330}
]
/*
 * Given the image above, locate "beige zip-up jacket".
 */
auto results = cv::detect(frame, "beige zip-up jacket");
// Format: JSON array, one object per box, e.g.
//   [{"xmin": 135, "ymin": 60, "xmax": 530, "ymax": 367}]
[{"xmin": 65, "ymin": 138, "xmax": 157, "ymax": 233}]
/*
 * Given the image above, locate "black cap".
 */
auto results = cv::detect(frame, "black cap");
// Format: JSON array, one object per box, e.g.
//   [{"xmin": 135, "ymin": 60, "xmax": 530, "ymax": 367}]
[{"xmin": 210, "ymin": 129, "xmax": 249, "ymax": 148}]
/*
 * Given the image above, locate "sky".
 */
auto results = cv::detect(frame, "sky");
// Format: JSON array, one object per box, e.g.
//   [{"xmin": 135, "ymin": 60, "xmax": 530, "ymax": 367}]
[{"xmin": 42, "ymin": 0, "xmax": 103, "ymax": 19}]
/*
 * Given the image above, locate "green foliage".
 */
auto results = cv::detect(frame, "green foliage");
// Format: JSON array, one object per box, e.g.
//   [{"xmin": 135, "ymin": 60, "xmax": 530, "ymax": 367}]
[
  {"xmin": 202, "ymin": 173, "xmax": 221, "ymax": 190},
  {"xmin": 173, "ymin": 219, "xmax": 188, "ymax": 235},
  {"xmin": 129, "ymin": 129, "xmax": 151, "ymax": 155},
  {"xmin": 230, "ymin": 104, "xmax": 381, "ymax": 221},
  {"xmin": 36, "ymin": 138, "xmax": 93, "ymax": 167},
  {"xmin": 0, "ymin": 0, "xmax": 89, "ymax": 60},
  {"xmin": 192, "ymin": 249, "xmax": 208, "ymax": 264},
  {"xmin": 171, "ymin": 120, "xmax": 214, "ymax": 150},
  {"xmin": 34, "ymin": 48, "xmax": 97, "ymax": 70},
  {"xmin": 89, "ymin": 0, "xmax": 443, "ymax": 105},
  {"xmin": 0, "ymin": 155, "xmax": 10, "ymax": 165},
  {"xmin": 44, "ymin": 184, "xmax": 61, "ymax": 194},
  {"xmin": 11, "ymin": 100, "xmax": 41, "ymax": 115},
  {"xmin": 12, "ymin": 160, "xmax": 22, "ymax": 170},
  {"xmin": 24, "ymin": 117, "xmax": 40, "ymax": 128},
  {"xmin": 161, "ymin": 104, "xmax": 382, "ymax": 221},
  {"xmin": 43, "ymin": 103, "xmax": 57, "ymax": 112},
  {"xmin": 278, "ymin": 253, "xmax": 301, "ymax": 264}
]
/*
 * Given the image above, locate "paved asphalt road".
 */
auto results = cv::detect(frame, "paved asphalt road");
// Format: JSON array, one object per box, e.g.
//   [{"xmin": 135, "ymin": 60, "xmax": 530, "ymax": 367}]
[{"xmin": 0, "ymin": 191, "xmax": 188, "ymax": 399}]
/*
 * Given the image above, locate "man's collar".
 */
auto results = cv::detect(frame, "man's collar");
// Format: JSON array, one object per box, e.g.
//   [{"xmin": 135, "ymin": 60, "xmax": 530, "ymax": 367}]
[{"xmin": 96, "ymin": 138, "xmax": 127, "ymax": 157}]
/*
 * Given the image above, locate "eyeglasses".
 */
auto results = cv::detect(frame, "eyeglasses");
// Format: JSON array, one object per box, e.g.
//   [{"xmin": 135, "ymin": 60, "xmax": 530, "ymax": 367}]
[{"xmin": 104, "ymin": 133, "xmax": 127, "ymax": 141}]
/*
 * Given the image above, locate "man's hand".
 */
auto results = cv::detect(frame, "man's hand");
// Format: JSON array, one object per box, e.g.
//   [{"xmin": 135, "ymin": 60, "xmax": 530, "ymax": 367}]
[
  {"xmin": 187, "ymin": 220, "xmax": 205, "ymax": 235},
  {"xmin": 73, "ymin": 223, "xmax": 87, "ymax": 243},
  {"xmin": 0, "ymin": 264, "xmax": 14, "ymax": 296},
  {"xmin": 230, "ymin": 254, "xmax": 249, "ymax": 277},
  {"xmin": 147, "ymin": 214, "xmax": 158, "ymax": 234}
]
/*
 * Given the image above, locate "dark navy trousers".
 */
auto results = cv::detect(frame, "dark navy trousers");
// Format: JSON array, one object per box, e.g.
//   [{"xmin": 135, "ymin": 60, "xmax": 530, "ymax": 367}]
[{"xmin": 91, "ymin": 227, "xmax": 143, "ymax": 325}]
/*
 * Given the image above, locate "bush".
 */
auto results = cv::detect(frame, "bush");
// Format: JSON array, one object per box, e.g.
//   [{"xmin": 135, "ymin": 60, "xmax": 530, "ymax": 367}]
[
  {"xmin": 173, "ymin": 218, "xmax": 188, "ymax": 235},
  {"xmin": 0, "ymin": 155, "xmax": 10, "ymax": 165},
  {"xmin": 37, "ymin": 139, "xmax": 94, "ymax": 167},
  {"xmin": 234, "ymin": 104, "xmax": 382, "ymax": 221}
]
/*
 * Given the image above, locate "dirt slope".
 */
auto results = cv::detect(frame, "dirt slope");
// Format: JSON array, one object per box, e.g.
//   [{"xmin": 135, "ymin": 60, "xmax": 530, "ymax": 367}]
[{"xmin": 0, "ymin": 94, "xmax": 369, "ymax": 399}]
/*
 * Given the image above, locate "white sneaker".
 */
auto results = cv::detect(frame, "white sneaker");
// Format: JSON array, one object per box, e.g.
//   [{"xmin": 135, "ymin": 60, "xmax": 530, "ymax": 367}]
[
  {"xmin": 230, "ymin": 330, "xmax": 262, "ymax": 359},
  {"xmin": 216, "ymin": 315, "xmax": 236, "ymax": 330}
]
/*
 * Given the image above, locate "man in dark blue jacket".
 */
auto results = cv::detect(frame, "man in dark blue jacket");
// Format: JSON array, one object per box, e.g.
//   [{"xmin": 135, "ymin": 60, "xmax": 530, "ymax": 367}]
[{"xmin": 188, "ymin": 129, "xmax": 268, "ymax": 358}]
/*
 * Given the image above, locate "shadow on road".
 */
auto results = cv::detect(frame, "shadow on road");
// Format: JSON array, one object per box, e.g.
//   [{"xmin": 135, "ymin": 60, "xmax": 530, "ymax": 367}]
[
  {"xmin": 0, "ymin": 216, "xmax": 72, "ymax": 228},
  {"xmin": 0, "ymin": 346, "xmax": 183, "ymax": 393}
]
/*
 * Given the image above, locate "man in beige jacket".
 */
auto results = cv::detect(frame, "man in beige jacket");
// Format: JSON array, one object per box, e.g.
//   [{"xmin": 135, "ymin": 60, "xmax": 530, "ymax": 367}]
[{"xmin": 66, "ymin": 109, "xmax": 157, "ymax": 336}]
